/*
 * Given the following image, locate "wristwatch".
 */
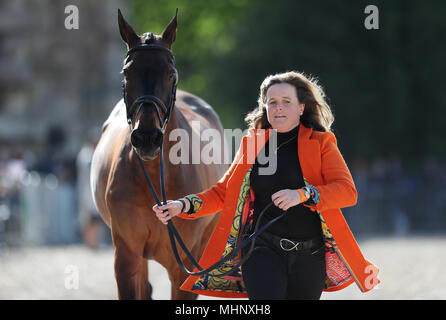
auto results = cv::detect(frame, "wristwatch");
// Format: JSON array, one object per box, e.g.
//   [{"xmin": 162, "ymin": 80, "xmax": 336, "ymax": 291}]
[
  {"xmin": 302, "ymin": 188, "xmax": 310, "ymax": 200},
  {"xmin": 297, "ymin": 188, "xmax": 310, "ymax": 202}
]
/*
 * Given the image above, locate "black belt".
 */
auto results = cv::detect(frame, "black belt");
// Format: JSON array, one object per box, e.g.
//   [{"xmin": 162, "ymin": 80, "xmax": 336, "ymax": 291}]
[{"xmin": 259, "ymin": 232, "xmax": 324, "ymax": 252}]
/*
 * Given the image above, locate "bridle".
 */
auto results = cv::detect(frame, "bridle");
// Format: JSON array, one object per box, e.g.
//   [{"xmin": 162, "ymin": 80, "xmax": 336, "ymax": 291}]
[
  {"xmin": 123, "ymin": 40, "xmax": 178, "ymax": 134},
  {"xmin": 123, "ymin": 39, "xmax": 288, "ymax": 279}
]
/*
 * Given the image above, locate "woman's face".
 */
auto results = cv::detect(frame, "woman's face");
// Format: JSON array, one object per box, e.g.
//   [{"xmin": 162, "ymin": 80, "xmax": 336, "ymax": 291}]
[{"xmin": 265, "ymin": 82, "xmax": 304, "ymax": 133}]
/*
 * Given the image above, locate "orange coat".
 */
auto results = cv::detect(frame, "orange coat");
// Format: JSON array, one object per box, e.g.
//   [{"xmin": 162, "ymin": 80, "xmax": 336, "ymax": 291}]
[{"xmin": 178, "ymin": 124, "xmax": 380, "ymax": 298}]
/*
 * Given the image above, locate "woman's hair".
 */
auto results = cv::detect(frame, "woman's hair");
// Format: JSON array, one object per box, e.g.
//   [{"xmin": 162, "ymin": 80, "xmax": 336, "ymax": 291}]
[{"xmin": 244, "ymin": 71, "xmax": 334, "ymax": 132}]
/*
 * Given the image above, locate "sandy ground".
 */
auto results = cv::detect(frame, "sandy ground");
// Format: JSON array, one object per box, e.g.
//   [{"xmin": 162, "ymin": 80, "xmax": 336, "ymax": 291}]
[{"xmin": 0, "ymin": 236, "xmax": 444, "ymax": 300}]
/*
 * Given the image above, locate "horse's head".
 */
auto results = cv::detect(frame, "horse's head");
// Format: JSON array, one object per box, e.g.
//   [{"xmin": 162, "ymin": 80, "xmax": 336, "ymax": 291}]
[{"xmin": 118, "ymin": 9, "xmax": 178, "ymax": 161}]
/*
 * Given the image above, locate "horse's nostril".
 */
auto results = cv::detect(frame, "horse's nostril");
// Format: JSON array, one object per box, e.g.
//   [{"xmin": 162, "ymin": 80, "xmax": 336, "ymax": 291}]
[
  {"xmin": 131, "ymin": 130, "xmax": 144, "ymax": 148},
  {"xmin": 131, "ymin": 129, "xmax": 163, "ymax": 150},
  {"xmin": 154, "ymin": 132, "xmax": 163, "ymax": 147}
]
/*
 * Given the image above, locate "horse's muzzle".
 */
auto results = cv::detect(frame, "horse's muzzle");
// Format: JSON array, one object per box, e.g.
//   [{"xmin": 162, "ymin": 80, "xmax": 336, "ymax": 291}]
[{"xmin": 130, "ymin": 128, "xmax": 163, "ymax": 159}]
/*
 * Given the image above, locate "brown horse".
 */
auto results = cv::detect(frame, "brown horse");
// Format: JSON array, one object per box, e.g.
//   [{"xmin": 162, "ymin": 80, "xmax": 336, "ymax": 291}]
[{"xmin": 90, "ymin": 10, "xmax": 228, "ymax": 299}]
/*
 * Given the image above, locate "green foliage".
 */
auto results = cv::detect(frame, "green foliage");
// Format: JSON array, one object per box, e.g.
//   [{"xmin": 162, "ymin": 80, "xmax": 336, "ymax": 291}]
[
  {"xmin": 129, "ymin": 0, "xmax": 253, "ymax": 127},
  {"xmin": 128, "ymin": 0, "xmax": 446, "ymax": 163}
]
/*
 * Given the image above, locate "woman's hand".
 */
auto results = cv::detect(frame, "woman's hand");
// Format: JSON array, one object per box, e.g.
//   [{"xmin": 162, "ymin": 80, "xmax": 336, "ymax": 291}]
[
  {"xmin": 271, "ymin": 189, "xmax": 304, "ymax": 211},
  {"xmin": 152, "ymin": 200, "xmax": 184, "ymax": 225}
]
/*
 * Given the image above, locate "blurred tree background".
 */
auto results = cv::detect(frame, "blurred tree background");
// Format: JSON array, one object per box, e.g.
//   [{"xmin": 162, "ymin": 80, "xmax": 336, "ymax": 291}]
[{"xmin": 129, "ymin": 0, "xmax": 446, "ymax": 168}]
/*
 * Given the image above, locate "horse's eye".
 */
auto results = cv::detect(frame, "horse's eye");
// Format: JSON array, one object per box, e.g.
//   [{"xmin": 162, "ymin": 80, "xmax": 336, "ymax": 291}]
[{"xmin": 168, "ymin": 71, "xmax": 176, "ymax": 82}]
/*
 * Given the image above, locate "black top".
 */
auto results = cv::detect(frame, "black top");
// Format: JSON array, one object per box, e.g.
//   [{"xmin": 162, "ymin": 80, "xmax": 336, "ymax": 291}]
[{"xmin": 249, "ymin": 124, "xmax": 322, "ymax": 239}]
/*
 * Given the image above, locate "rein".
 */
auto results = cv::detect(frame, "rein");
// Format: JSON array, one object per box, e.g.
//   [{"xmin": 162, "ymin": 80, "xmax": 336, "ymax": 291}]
[{"xmin": 124, "ymin": 43, "xmax": 288, "ymax": 278}]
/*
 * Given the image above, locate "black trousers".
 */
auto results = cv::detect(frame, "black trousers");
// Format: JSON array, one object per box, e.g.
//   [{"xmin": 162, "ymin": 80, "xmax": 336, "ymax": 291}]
[{"xmin": 241, "ymin": 232, "xmax": 326, "ymax": 300}]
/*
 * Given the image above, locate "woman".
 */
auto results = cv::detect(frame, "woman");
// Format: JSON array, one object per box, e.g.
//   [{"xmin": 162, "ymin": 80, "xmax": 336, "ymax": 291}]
[{"xmin": 153, "ymin": 71, "xmax": 379, "ymax": 299}]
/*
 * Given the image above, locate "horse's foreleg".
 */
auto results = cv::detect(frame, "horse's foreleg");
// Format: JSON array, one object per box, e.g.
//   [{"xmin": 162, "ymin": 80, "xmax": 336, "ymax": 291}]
[
  {"xmin": 170, "ymin": 267, "xmax": 198, "ymax": 300},
  {"xmin": 113, "ymin": 234, "xmax": 149, "ymax": 300},
  {"xmin": 168, "ymin": 247, "xmax": 200, "ymax": 300}
]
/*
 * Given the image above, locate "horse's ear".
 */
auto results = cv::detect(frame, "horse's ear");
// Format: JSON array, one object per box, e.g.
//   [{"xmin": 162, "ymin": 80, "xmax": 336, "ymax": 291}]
[
  {"xmin": 161, "ymin": 8, "xmax": 178, "ymax": 46},
  {"xmin": 118, "ymin": 9, "xmax": 140, "ymax": 48}
]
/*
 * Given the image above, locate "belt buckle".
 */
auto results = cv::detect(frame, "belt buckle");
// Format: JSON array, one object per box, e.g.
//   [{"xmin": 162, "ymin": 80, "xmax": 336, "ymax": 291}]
[{"xmin": 279, "ymin": 238, "xmax": 301, "ymax": 251}]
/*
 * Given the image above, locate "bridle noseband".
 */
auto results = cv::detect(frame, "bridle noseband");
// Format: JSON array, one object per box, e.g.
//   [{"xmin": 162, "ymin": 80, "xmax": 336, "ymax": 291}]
[{"xmin": 123, "ymin": 41, "xmax": 178, "ymax": 134}]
